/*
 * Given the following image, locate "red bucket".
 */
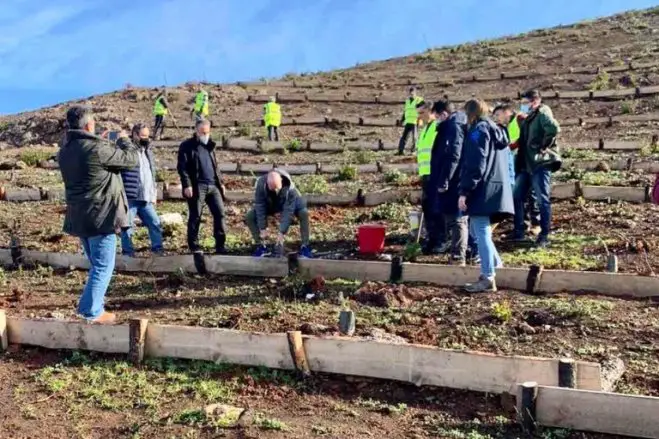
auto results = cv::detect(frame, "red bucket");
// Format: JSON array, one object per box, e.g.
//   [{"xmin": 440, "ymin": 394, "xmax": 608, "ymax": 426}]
[{"xmin": 357, "ymin": 224, "xmax": 386, "ymax": 254}]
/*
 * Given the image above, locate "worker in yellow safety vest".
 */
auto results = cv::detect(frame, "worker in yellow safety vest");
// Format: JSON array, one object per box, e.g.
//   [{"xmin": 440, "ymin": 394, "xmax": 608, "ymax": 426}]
[
  {"xmin": 397, "ymin": 87, "xmax": 424, "ymax": 155},
  {"xmin": 263, "ymin": 96, "xmax": 282, "ymax": 141},
  {"xmin": 152, "ymin": 88, "xmax": 169, "ymax": 140},
  {"xmin": 191, "ymin": 86, "xmax": 209, "ymax": 121}
]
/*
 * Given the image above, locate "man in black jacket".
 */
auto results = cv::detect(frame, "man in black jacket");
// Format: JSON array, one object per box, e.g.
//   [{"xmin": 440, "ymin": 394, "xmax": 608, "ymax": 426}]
[
  {"xmin": 177, "ymin": 118, "xmax": 227, "ymax": 254},
  {"xmin": 59, "ymin": 105, "xmax": 139, "ymax": 324}
]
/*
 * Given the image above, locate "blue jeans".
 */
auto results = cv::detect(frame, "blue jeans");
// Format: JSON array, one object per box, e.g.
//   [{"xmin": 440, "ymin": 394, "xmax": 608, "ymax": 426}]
[
  {"xmin": 121, "ymin": 201, "xmax": 163, "ymax": 256},
  {"xmin": 470, "ymin": 216, "xmax": 502, "ymax": 278},
  {"xmin": 79, "ymin": 234, "xmax": 117, "ymax": 319},
  {"xmin": 514, "ymin": 168, "xmax": 552, "ymax": 239}
]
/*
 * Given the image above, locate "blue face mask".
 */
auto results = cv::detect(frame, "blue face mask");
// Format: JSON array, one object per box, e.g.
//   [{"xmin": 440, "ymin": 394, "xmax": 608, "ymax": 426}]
[{"xmin": 520, "ymin": 104, "xmax": 531, "ymax": 114}]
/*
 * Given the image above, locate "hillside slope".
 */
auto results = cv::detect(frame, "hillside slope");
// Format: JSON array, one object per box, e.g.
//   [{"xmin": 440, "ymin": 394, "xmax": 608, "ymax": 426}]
[{"xmin": 1, "ymin": 6, "xmax": 659, "ymax": 148}]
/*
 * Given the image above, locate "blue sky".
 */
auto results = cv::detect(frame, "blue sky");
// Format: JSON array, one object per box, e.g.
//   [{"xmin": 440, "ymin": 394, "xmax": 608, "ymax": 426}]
[{"xmin": 1, "ymin": 0, "xmax": 657, "ymax": 115}]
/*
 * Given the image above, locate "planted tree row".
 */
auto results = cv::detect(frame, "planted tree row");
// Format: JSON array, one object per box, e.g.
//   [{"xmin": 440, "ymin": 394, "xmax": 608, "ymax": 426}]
[
  {"xmin": 246, "ymin": 84, "xmax": 659, "ymax": 106},
  {"xmin": 169, "ymin": 112, "xmax": 659, "ymax": 130},
  {"xmin": 1, "ymin": 182, "xmax": 653, "ymax": 205},
  {"xmin": 237, "ymin": 60, "xmax": 659, "ymax": 89}
]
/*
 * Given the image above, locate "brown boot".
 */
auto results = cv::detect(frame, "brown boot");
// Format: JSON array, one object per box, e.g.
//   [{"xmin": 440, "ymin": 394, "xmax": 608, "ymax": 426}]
[{"xmin": 90, "ymin": 312, "xmax": 116, "ymax": 324}]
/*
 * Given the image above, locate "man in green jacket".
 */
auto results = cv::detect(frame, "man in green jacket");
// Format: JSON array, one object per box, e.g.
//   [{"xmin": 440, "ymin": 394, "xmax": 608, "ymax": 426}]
[
  {"xmin": 512, "ymin": 90, "xmax": 561, "ymax": 247},
  {"xmin": 58, "ymin": 106, "xmax": 139, "ymax": 323}
]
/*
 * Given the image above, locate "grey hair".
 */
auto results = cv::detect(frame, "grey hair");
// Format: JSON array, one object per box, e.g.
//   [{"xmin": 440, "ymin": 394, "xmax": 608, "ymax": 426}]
[
  {"xmin": 195, "ymin": 118, "xmax": 211, "ymax": 129},
  {"xmin": 66, "ymin": 105, "xmax": 94, "ymax": 130},
  {"xmin": 131, "ymin": 122, "xmax": 149, "ymax": 137}
]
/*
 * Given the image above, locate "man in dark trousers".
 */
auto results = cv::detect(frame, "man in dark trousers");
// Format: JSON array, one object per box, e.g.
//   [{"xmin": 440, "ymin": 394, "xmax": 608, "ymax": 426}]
[
  {"xmin": 513, "ymin": 90, "xmax": 561, "ymax": 247},
  {"xmin": 397, "ymin": 87, "xmax": 424, "ymax": 155},
  {"xmin": 152, "ymin": 88, "xmax": 169, "ymax": 140},
  {"xmin": 177, "ymin": 118, "xmax": 227, "ymax": 254},
  {"xmin": 59, "ymin": 105, "xmax": 139, "ymax": 324},
  {"xmin": 245, "ymin": 169, "xmax": 311, "ymax": 258}
]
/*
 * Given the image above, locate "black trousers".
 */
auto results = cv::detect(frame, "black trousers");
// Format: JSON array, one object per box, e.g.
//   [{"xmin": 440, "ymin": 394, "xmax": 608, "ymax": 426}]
[
  {"xmin": 267, "ymin": 125, "xmax": 279, "ymax": 142},
  {"xmin": 153, "ymin": 115, "xmax": 165, "ymax": 139},
  {"xmin": 186, "ymin": 184, "xmax": 227, "ymax": 252},
  {"xmin": 398, "ymin": 123, "xmax": 417, "ymax": 154},
  {"xmin": 421, "ymin": 177, "xmax": 446, "ymax": 248}
]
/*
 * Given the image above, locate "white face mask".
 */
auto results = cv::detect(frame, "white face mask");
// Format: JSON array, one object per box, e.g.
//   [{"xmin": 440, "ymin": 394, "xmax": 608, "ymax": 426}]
[
  {"xmin": 520, "ymin": 104, "xmax": 531, "ymax": 114},
  {"xmin": 199, "ymin": 134, "xmax": 210, "ymax": 145}
]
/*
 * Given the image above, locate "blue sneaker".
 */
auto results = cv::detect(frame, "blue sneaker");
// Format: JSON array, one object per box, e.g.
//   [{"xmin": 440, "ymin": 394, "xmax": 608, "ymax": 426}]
[
  {"xmin": 298, "ymin": 245, "xmax": 313, "ymax": 259},
  {"xmin": 252, "ymin": 244, "xmax": 268, "ymax": 257}
]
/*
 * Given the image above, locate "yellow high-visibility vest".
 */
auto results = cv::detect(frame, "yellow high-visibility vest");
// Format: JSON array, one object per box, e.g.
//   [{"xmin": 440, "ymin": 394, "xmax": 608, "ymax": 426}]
[
  {"xmin": 508, "ymin": 116, "xmax": 520, "ymax": 144},
  {"xmin": 404, "ymin": 96, "xmax": 424, "ymax": 125},
  {"xmin": 264, "ymin": 102, "xmax": 281, "ymax": 127},
  {"xmin": 153, "ymin": 96, "xmax": 168, "ymax": 116},
  {"xmin": 416, "ymin": 120, "xmax": 437, "ymax": 176},
  {"xmin": 194, "ymin": 91, "xmax": 209, "ymax": 116}
]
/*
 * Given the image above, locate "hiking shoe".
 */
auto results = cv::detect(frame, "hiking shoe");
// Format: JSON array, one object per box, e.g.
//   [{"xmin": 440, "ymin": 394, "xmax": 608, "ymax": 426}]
[
  {"xmin": 272, "ymin": 243, "xmax": 285, "ymax": 258},
  {"xmin": 506, "ymin": 233, "xmax": 527, "ymax": 242},
  {"xmin": 450, "ymin": 255, "xmax": 467, "ymax": 267},
  {"xmin": 421, "ymin": 245, "xmax": 442, "ymax": 256},
  {"xmin": 469, "ymin": 254, "xmax": 481, "ymax": 265},
  {"xmin": 535, "ymin": 236, "xmax": 549, "ymax": 249},
  {"xmin": 438, "ymin": 241, "xmax": 452, "ymax": 254},
  {"xmin": 464, "ymin": 275, "xmax": 497, "ymax": 293},
  {"xmin": 214, "ymin": 247, "xmax": 228, "ymax": 255},
  {"xmin": 252, "ymin": 244, "xmax": 268, "ymax": 257},
  {"xmin": 89, "ymin": 312, "xmax": 117, "ymax": 324},
  {"xmin": 298, "ymin": 245, "xmax": 313, "ymax": 259}
]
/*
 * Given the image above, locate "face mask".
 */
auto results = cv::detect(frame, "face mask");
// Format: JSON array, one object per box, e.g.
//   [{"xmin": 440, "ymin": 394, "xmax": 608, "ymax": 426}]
[
  {"xmin": 199, "ymin": 134, "xmax": 210, "ymax": 145},
  {"xmin": 520, "ymin": 104, "xmax": 531, "ymax": 114},
  {"xmin": 139, "ymin": 139, "xmax": 150, "ymax": 147}
]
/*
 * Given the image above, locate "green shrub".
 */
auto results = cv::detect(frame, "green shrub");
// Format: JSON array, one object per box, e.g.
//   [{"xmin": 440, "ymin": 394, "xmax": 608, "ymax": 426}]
[
  {"xmin": 384, "ymin": 169, "xmax": 409, "ymax": 185},
  {"xmin": 296, "ymin": 175, "xmax": 329, "ymax": 194},
  {"xmin": 287, "ymin": 138, "xmax": 302, "ymax": 151},
  {"xmin": 337, "ymin": 165, "xmax": 357, "ymax": 181},
  {"xmin": 353, "ymin": 150, "xmax": 375, "ymax": 164},
  {"xmin": 491, "ymin": 301, "xmax": 512, "ymax": 323},
  {"xmin": 588, "ymin": 71, "xmax": 611, "ymax": 91},
  {"xmin": 370, "ymin": 203, "xmax": 406, "ymax": 222},
  {"xmin": 620, "ymin": 100, "xmax": 637, "ymax": 115},
  {"xmin": 20, "ymin": 150, "xmax": 53, "ymax": 167}
]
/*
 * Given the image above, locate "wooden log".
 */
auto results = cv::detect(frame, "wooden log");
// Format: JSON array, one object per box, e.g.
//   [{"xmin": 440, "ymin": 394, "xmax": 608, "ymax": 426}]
[
  {"xmin": 306, "ymin": 93, "xmax": 346, "ymax": 103},
  {"xmin": 356, "ymin": 164, "xmax": 379, "ymax": 173},
  {"xmin": 591, "ymin": 88, "xmax": 636, "ymax": 99},
  {"xmin": 21, "ymin": 250, "xmax": 90, "ymax": 270},
  {"xmin": 363, "ymin": 190, "xmax": 408, "ymax": 206},
  {"xmin": 288, "ymin": 117, "xmax": 325, "ymax": 126},
  {"xmin": 308, "ymin": 143, "xmax": 344, "ymax": 152},
  {"xmin": 305, "ymin": 194, "xmax": 357, "ymax": 206},
  {"xmin": 279, "ymin": 164, "xmax": 318, "ymax": 175},
  {"xmin": 43, "ymin": 188, "xmax": 65, "ymax": 201},
  {"xmin": 286, "ymin": 330, "xmax": 310, "ymax": 375},
  {"xmin": 114, "ymin": 255, "xmax": 197, "ymax": 274},
  {"xmin": 241, "ymin": 163, "xmax": 275, "ymax": 174},
  {"xmin": 343, "ymin": 141, "xmax": 380, "ymax": 151},
  {"xmin": 0, "ymin": 249, "xmax": 12, "ymax": 265},
  {"xmin": 223, "ymin": 192, "xmax": 253, "ymax": 203},
  {"xmin": 4, "ymin": 188, "xmax": 42, "ymax": 202},
  {"xmin": 552, "ymin": 183, "xmax": 575, "ymax": 200},
  {"xmin": 129, "ymin": 319, "xmax": 148, "ymax": 365},
  {"xmin": 6, "ymin": 317, "xmax": 129, "ymax": 353},
  {"xmin": 600, "ymin": 357, "xmax": 626, "ymax": 392},
  {"xmin": 204, "ymin": 255, "xmax": 288, "ymax": 277},
  {"xmin": 0, "ymin": 310, "xmax": 7, "ymax": 352},
  {"xmin": 218, "ymin": 163, "xmax": 239, "ymax": 173},
  {"xmin": 225, "ymin": 138, "xmax": 259, "ymax": 151},
  {"xmin": 536, "ymin": 269, "xmax": 659, "ymax": 298},
  {"xmin": 303, "ymin": 338, "xmax": 601, "ymax": 394},
  {"xmin": 638, "ymin": 85, "xmax": 659, "ymax": 97},
  {"xmin": 517, "ymin": 381, "xmax": 538, "ymax": 433},
  {"xmin": 298, "ymin": 259, "xmax": 391, "ymax": 281},
  {"xmin": 144, "ymin": 324, "xmax": 295, "ymax": 369},
  {"xmin": 534, "ymin": 386, "xmax": 659, "ymax": 438},
  {"xmin": 581, "ymin": 186, "xmax": 646, "ymax": 203},
  {"xmin": 402, "ymin": 264, "xmax": 529, "ymax": 291},
  {"xmin": 381, "ymin": 163, "xmax": 417, "ymax": 174}
]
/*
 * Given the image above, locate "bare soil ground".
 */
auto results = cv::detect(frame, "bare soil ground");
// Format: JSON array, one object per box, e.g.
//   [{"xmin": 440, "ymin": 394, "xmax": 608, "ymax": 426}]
[{"xmin": 2, "ymin": 8, "xmax": 659, "ymax": 439}]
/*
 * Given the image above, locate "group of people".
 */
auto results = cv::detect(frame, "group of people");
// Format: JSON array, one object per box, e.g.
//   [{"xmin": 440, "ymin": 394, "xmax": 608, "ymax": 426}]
[
  {"xmin": 57, "ymin": 84, "xmax": 560, "ymax": 322},
  {"xmin": 151, "ymin": 86, "xmax": 282, "ymax": 142},
  {"xmin": 398, "ymin": 88, "xmax": 561, "ymax": 293},
  {"xmin": 58, "ymin": 106, "xmax": 309, "ymax": 323}
]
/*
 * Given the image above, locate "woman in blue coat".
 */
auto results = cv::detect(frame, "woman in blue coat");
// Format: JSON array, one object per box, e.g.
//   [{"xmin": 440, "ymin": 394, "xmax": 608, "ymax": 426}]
[{"xmin": 458, "ymin": 99, "xmax": 514, "ymax": 293}]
